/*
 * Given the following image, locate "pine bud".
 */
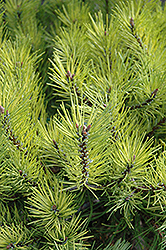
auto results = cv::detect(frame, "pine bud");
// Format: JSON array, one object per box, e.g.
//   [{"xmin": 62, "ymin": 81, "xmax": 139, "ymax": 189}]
[
  {"xmin": 7, "ymin": 244, "xmax": 12, "ymax": 249},
  {"xmin": 83, "ymin": 125, "xmax": 86, "ymax": 131},
  {"xmin": 19, "ymin": 170, "xmax": 23, "ymax": 175},
  {"xmin": 59, "ymin": 237, "xmax": 68, "ymax": 245},
  {"xmin": 133, "ymin": 155, "xmax": 136, "ymax": 162},
  {"xmin": 0, "ymin": 105, "xmax": 4, "ymax": 114},
  {"xmin": 151, "ymin": 88, "xmax": 158, "ymax": 98},
  {"xmin": 64, "ymin": 237, "xmax": 68, "ymax": 243},
  {"xmin": 137, "ymin": 37, "xmax": 141, "ymax": 43},
  {"xmin": 86, "ymin": 124, "xmax": 91, "ymax": 132},
  {"xmin": 130, "ymin": 17, "xmax": 134, "ymax": 28},
  {"xmin": 83, "ymin": 131, "xmax": 87, "ymax": 135},
  {"xmin": 52, "ymin": 204, "xmax": 57, "ymax": 211},
  {"xmin": 53, "ymin": 139, "xmax": 56, "ymax": 145}
]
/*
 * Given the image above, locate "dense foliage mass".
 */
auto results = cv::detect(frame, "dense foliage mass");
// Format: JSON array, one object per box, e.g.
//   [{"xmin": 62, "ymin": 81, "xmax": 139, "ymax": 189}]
[{"xmin": 0, "ymin": 0, "xmax": 166, "ymax": 249}]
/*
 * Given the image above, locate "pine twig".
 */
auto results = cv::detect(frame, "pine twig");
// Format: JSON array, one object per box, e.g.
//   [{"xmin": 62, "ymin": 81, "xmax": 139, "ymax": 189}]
[
  {"xmin": 77, "ymin": 123, "xmax": 91, "ymax": 183},
  {"xmin": 120, "ymin": 89, "xmax": 158, "ymax": 113},
  {"xmin": 66, "ymin": 70, "xmax": 93, "ymax": 107},
  {"xmin": 130, "ymin": 17, "xmax": 144, "ymax": 50},
  {"xmin": 117, "ymin": 155, "xmax": 135, "ymax": 184},
  {"xmin": 146, "ymin": 117, "xmax": 166, "ymax": 138}
]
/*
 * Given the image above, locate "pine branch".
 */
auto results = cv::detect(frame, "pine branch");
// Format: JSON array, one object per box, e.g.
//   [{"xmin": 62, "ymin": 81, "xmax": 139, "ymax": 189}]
[
  {"xmin": 77, "ymin": 123, "xmax": 91, "ymax": 183},
  {"xmin": 1, "ymin": 0, "xmax": 166, "ymax": 249},
  {"xmin": 146, "ymin": 117, "xmax": 166, "ymax": 138},
  {"xmin": 1, "ymin": 109, "xmax": 27, "ymax": 152},
  {"xmin": 121, "ymin": 88, "xmax": 159, "ymax": 112},
  {"xmin": 117, "ymin": 156, "xmax": 135, "ymax": 184},
  {"xmin": 67, "ymin": 71, "xmax": 93, "ymax": 107},
  {"xmin": 130, "ymin": 17, "xmax": 144, "ymax": 50}
]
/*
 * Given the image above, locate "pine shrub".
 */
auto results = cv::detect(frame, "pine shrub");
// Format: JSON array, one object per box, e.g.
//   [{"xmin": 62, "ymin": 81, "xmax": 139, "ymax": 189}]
[{"xmin": 0, "ymin": 0, "xmax": 166, "ymax": 249}]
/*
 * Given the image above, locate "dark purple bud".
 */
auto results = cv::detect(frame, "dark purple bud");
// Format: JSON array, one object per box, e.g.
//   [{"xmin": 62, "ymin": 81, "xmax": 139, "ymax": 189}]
[
  {"xmin": 151, "ymin": 88, "xmax": 158, "ymax": 98},
  {"xmin": 83, "ymin": 131, "xmax": 87, "ymax": 136},
  {"xmin": 130, "ymin": 17, "xmax": 134, "ymax": 27},
  {"xmin": 53, "ymin": 139, "xmax": 56, "ymax": 145},
  {"xmin": 65, "ymin": 237, "xmax": 68, "ymax": 242},
  {"xmin": 83, "ymin": 125, "xmax": 86, "ymax": 131},
  {"xmin": 7, "ymin": 244, "xmax": 13, "ymax": 249},
  {"xmin": 19, "ymin": 170, "xmax": 23, "ymax": 175},
  {"xmin": 52, "ymin": 204, "xmax": 57, "ymax": 211},
  {"xmin": 76, "ymin": 124, "xmax": 79, "ymax": 130},
  {"xmin": 59, "ymin": 237, "xmax": 68, "ymax": 245},
  {"xmin": 86, "ymin": 124, "xmax": 91, "ymax": 132},
  {"xmin": 133, "ymin": 155, "xmax": 136, "ymax": 161},
  {"xmin": 0, "ymin": 105, "xmax": 4, "ymax": 114}
]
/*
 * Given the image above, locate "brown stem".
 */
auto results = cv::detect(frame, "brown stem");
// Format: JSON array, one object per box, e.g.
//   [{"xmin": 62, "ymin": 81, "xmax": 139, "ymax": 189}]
[
  {"xmin": 77, "ymin": 124, "xmax": 91, "ymax": 183},
  {"xmin": 124, "ymin": 89, "xmax": 158, "ymax": 111},
  {"xmin": 106, "ymin": 0, "xmax": 109, "ymax": 15},
  {"xmin": 146, "ymin": 117, "xmax": 166, "ymax": 138},
  {"xmin": 130, "ymin": 17, "xmax": 144, "ymax": 50}
]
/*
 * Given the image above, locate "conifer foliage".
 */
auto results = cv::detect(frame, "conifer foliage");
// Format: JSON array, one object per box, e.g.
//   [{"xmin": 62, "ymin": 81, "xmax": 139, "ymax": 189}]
[{"xmin": 0, "ymin": 0, "xmax": 166, "ymax": 249}]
